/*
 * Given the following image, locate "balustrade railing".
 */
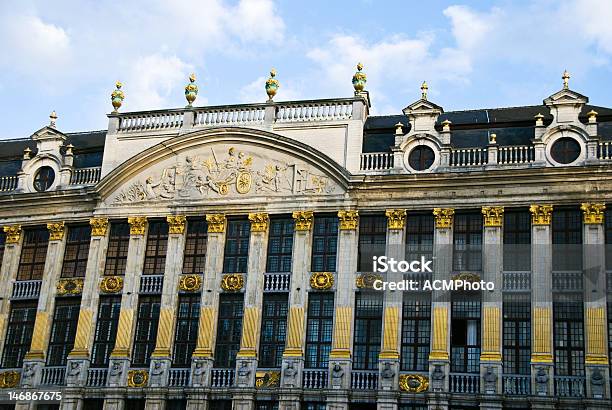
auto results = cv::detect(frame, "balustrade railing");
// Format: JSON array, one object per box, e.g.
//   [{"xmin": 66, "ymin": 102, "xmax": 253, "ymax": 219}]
[
  {"xmin": 70, "ymin": 167, "xmax": 101, "ymax": 185},
  {"xmin": 503, "ymin": 374, "xmax": 531, "ymax": 395},
  {"xmin": 139, "ymin": 275, "xmax": 164, "ymax": 294},
  {"xmin": 168, "ymin": 368, "xmax": 190, "ymax": 387},
  {"xmin": 86, "ymin": 368, "xmax": 108, "ymax": 387},
  {"xmin": 360, "ymin": 152, "xmax": 394, "ymax": 171},
  {"xmin": 210, "ymin": 368, "xmax": 235, "ymax": 388},
  {"xmin": 350, "ymin": 370, "xmax": 378, "ymax": 390},
  {"xmin": 554, "ymin": 375, "xmax": 585, "ymax": 398},
  {"xmin": 598, "ymin": 141, "xmax": 612, "ymax": 160},
  {"xmin": 195, "ymin": 106, "xmax": 265, "ymax": 127},
  {"xmin": 276, "ymin": 101, "xmax": 353, "ymax": 122},
  {"xmin": 552, "ymin": 271, "xmax": 583, "ymax": 292},
  {"xmin": 0, "ymin": 175, "xmax": 18, "ymax": 192},
  {"xmin": 449, "ymin": 373, "xmax": 480, "ymax": 394},
  {"xmin": 40, "ymin": 366, "xmax": 66, "ymax": 386},
  {"xmin": 263, "ymin": 273, "xmax": 291, "ymax": 292},
  {"xmin": 502, "ymin": 271, "xmax": 531, "ymax": 292},
  {"xmin": 449, "ymin": 148, "xmax": 488, "ymax": 167},
  {"xmin": 498, "ymin": 145, "xmax": 535, "ymax": 164},
  {"xmin": 302, "ymin": 369, "xmax": 328, "ymax": 389},
  {"xmin": 118, "ymin": 111, "xmax": 184, "ymax": 133},
  {"xmin": 12, "ymin": 280, "xmax": 42, "ymax": 299}
]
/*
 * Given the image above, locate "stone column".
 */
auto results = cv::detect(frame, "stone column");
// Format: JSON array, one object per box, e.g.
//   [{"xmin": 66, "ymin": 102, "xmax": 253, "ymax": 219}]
[
  {"xmin": 22, "ymin": 222, "xmax": 67, "ymax": 388},
  {"xmin": 65, "ymin": 218, "xmax": 110, "ymax": 390},
  {"xmin": 529, "ymin": 205, "xmax": 554, "ymax": 405},
  {"xmin": 428, "ymin": 208, "xmax": 454, "ymax": 410},
  {"xmin": 0, "ymin": 225, "xmax": 23, "ymax": 362},
  {"xmin": 479, "ymin": 207, "xmax": 504, "ymax": 409},
  {"xmin": 581, "ymin": 204, "xmax": 610, "ymax": 400},
  {"xmin": 279, "ymin": 211, "xmax": 313, "ymax": 410}
]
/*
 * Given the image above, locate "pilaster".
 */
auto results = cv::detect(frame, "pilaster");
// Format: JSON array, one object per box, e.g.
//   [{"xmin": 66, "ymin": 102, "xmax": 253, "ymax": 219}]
[{"xmin": 0, "ymin": 225, "xmax": 23, "ymax": 362}]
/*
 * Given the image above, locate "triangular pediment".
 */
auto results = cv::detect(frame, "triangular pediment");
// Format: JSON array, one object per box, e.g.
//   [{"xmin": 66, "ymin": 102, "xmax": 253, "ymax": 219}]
[
  {"xmin": 31, "ymin": 126, "xmax": 66, "ymax": 141},
  {"xmin": 544, "ymin": 89, "xmax": 588, "ymax": 106},
  {"xmin": 402, "ymin": 98, "xmax": 444, "ymax": 115}
]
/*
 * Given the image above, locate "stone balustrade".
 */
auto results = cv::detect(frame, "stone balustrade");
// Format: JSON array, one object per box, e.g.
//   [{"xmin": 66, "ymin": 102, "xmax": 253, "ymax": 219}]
[
  {"xmin": 40, "ymin": 366, "xmax": 66, "ymax": 386},
  {"xmin": 302, "ymin": 369, "xmax": 328, "ymax": 389},
  {"xmin": 263, "ymin": 273, "xmax": 291, "ymax": 292},
  {"xmin": 11, "ymin": 280, "xmax": 42, "ymax": 299},
  {"xmin": 70, "ymin": 166, "xmax": 102, "ymax": 185},
  {"xmin": 449, "ymin": 373, "xmax": 480, "ymax": 394}
]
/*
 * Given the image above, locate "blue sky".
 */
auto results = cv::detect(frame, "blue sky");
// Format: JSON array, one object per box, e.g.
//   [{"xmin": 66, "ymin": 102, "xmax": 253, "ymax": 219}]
[{"xmin": 1, "ymin": 0, "xmax": 612, "ymax": 139}]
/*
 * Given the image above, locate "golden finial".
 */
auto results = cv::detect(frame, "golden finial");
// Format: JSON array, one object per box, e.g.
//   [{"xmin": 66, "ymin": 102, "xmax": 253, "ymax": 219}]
[
  {"xmin": 49, "ymin": 111, "xmax": 58, "ymax": 128},
  {"xmin": 489, "ymin": 133, "xmax": 497, "ymax": 144},
  {"xmin": 65, "ymin": 144, "xmax": 74, "ymax": 156},
  {"xmin": 562, "ymin": 70, "xmax": 570, "ymax": 89},
  {"xmin": 534, "ymin": 113, "xmax": 544, "ymax": 126},
  {"xmin": 265, "ymin": 69, "xmax": 279, "ymax": 102},
  {"xmin": 442, "ymin": 119, "xmax": 452, "ymax": 132},
  {"xmin": 421, "ymin": 81, "xmax": 428, "ymax": 100},
  {"xmin": 185, "ymin": 73, "xmax": 198, "ymax": 107},
  {"xmin": 111, "ymin": 81, "xmax": 125, "ymax": 113},
  {"xmin": 395, "ymin": 122, "xmax": 403, "ymax": 135},
  {"xmin": 587, "ymin": 110, "xmax": 598, "ymax": 123},
  {"xmin": 23, "ymin": 147, "xmax": 32, "ymax": 160},
  {"xmin": 352, "ymin": 63, "xmax": 367, "ymax": 94}
]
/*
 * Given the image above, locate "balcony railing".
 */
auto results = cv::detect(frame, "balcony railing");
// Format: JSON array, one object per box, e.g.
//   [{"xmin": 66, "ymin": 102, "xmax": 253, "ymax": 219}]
[
  {"xmin": 598, "ymin": 141, "xmax": 612, "ymax": 160},
  {"xmin": 498, "ymin": 145, "xmax": 535, "ymax": 164},
  {"xmin": 552, "ymin": 271, "xmax": 583, "ymax": 292},
  {"xmin": 139, "ymin": 275, "xmax": 164, "ymax": 294},
  {"xmin": 70, "ymin": 167, "xmax": 101, "ymax": 185},
  {"xmin": 449, "ymin": 148, "xmax": 488, "ymax": 167},
  {"xmin": 0, "ymin": 175, "xmax": 18, "ymax": 192},
  {"xmin": 12, "ymin": 280, "xmax": 42, "ymax": 299},
  {"xmin": 210, "ymin": 368, "xmax": 235, "ymax": 388},
  {"xmin": 502, "ymin": 271, "xmax": 531, "ymax": 292},
  {"xmin": 350, "ymin": 370, "xmax": 378, "ymax": 390},
  {"xmin": 503, "ymin": 374, "xmax": 531, "ymax": 395},
  {"xmin": 302, "ymin": 369, "xmax": 328, "ymax": 389},
  {"xmin": 360, "ymin": 152, "xmax": 394, "ymax": 171},
  {"xmin": 168, "ymin": 368, "xmax": 190, "ymax": 387},
  {"xmin": 86, "ymin": 368, "xmax": 108, "ymax": 387},
  {"xmin": 263, "ymin": 273, "xmax": 291, "ymax": 292},
  {"xmin": 40, "ymin": 366, "xmax": 66, "ymax": 386},
  {"xmin": 449, "ymin": 373, "xmax": 479, "ymax": 394},
  {"xmin": 554, "ymin": 375, "xmax": 585, "ymax": 398}
]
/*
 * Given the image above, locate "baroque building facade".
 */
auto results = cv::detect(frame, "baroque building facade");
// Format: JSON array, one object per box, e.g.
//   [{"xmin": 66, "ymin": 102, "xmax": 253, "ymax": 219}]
[{"xmin": 0, "ymin": 69, "xmax": 610, "ymax": 410}]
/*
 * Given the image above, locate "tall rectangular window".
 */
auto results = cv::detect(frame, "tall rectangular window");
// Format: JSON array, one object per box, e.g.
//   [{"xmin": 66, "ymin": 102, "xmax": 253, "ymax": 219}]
[
  {"xmin": 132, "ymin": 296, "xmax": 161, "ymax": 366},
  {"xmin": 1, "ymin": 301, "xmax": 37, "ymax": 368},
  {"xmin": 104, "ymin": 221, "xmax": 130, "ymax": 276},
  {"xmin": 450, "ymin": 297, "xmax": 481, "ymax": 373},
  {"xmin": 0, "ymin": 231, "xmax": 5, "ymax": 268},
  {"xmin": 223, "ymin": 219, "xmax": 250, "ymax": 273},
  {"xmin": 453, "ymin": 212, "xmax": 482, "ymax": 272},
  {"xmin": 47, "ymin": 298, "xmax": 81, "ymax": 366},
  {"xmin": 503, "ymin": 210, "xmax": 531, "ymax": 271},
  {"xmin": 214, "ymin": 294, "xmax": 244, "ymax": 368},
  {"xmin": 358, "ymin": 215, "xmax": 386, "ymax": 272},
  {"xmin": 143, "ymin": 221, "xmax": 169, "ymax": 275},
  {"xmin": 259, "ymin": 293, "xmax": 288, "ymax": 368},
  {"xmin": 406, "ymin": 213, "xmax": 434, "ymax": 263},
  {"xmin": 552, "ymin": 209, "xmax": 582, "ymax": 271},
  {"xmin": 400, "ymin": 294, "xmax": 431, "ymax": 371},
  {"xmin": 172, "ymin": 294, "xmax": 200, "ymax": 367},
  {"xmin": 182, "ymin": 218, "xmax": 208, "ymax": 274},
  {"xmin": 305, "ymin": 292, "xmax": 334, "ymax": 369},
  {"xmin": 61, "ymin": 225, "xmax": 91, "ymax": 278},
  {"xmin": 353, "ymin": 293, "xmax": 383, "ymax": 370},
  {"xmin": 17, "ymin": 227, "xmax": 49, "ymax": 281},
  {"xmin": 266, "ymin": 217, "xmax": 294, "ymax": 273},
  {"xmin": 502, "ymin": 296, "xmax": 531, "ymax": 375},
  {"xmin": 91, "ymin": 296, "xmax": 121, "ymax": 367},
  {"xmin": 553, "ymin": 298, "xmax": 585, "ymax": 377},
  {"xmin": 311, "ymin": 215, "xmax": 338, "ymax": 272}
]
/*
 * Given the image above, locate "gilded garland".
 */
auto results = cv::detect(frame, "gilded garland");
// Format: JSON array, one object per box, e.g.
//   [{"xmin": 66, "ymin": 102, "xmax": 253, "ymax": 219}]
[
  {"xmin": 0, "ymin": 371, "xmax": 20, "ymax": 388},
  {"xmin": 57, "ymin": 278, "xmax": 84, "ymax": 296},
  {"xmin": 255, "ymin": 371, "xmax": 280, "ymax": 388},
  {"xmin": 3, "ymin": 225, "xmax": 21, "ymax": 244},
  {"xmin": 310, "ymin": 272, "xmax": 334, "ymax": 290},
  {"xmin": 100, "ymin": 276, "xmax": 124, "ymax": 293},
  {"xmin": 356, "ymin": 273, "xmax": 383, "ymax": 289},
  {"xmin": 127, "ymin": 370, "xmax": 148, "ymax": 388},
  {"xmin": 221, "ymin": 274, "xmax": 244, "ymax": 292},
  {"xmin": 399, "ymin": 374, "xmax": 429, "ymax": 393},
  {"xmin": 179, "ymin": 274, "xmax": 202, "ymax": 292}
]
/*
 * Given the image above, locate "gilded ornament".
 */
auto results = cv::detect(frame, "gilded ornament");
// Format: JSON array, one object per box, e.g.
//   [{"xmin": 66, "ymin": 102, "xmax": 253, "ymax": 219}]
[
  {"xmin": 127, "ymin": 369, "xmax": 148, "ymax": 388},
  {"xmin": 236, "ymin": 171, "xmax": 253, "ymax": 194},
  {"xmin": 206, "ymin": 214, "xmax": 226, "ymax": 233},
  {"xmin": 433, "ymin": 208, "xmax": 454, "ymax": 229},
  {"xmin": 23, "ymin": 147, "xmax": 32, "ymax": 160},
  {"xmin": 179, "ymin": 274, "xmax": 202, "ymax": 292},
  {"xmin": 488, "ymin": 133, "xmax": 497, "ymax": 144},
  {"xmin": 248, "ymin": 213, "xmax": 269, "ymax": 232},
  {"xmin": 128, "ymin": 216, "xmax": 147, "ymax": 235},
  {"xmin": 100, "ymin": 276, "xmax": 124, "ymax": 294},
  {"xmin": 221, "ymin": 274, "xmax": 244, "ymax": 292},
  {"xmin": 0, "ymin": 371, "xmax": 20, "ymax": 388},
  {"xmin": 452, "ymin": 272, "xmax": 481, "ymax": 283},
  {"xmin": 49, "ymin": 111, "xmax": 58, "ymax": 128},
  {"xmin": 310, "ymin": 272, "xmax": 334, "ymax": 290},
  {"xmin": 352, "ymin": 63, "xmax": 367, "ymax": 93},
  {"xmin": 385, "ymin": 209, "xmax": 406, "ymax": 230},
  {"xmin": 265, "ymin": 69, "xmax": 280, "ymax": 102},
  {"xmin": 534, "ymin": 113, "xmax": 545, "ymax": 126},
  {"xmin": 420, "ymin": 81, "xmax": 428, "ymax": 100},
  {"xmin": 562, "ymin": 69, "xmax": 570, "ymax": 89},
  {"xmin": 529, "ymin": 205, "xmax": 553, "ymax": 226},
  {"xmin": 587, "ymin": 110, "xmax": 598, "ymax": 122},
  {"xmin": 90, "ymin": 218, "xmax": 109, "ymax": 236},
  {"xmin": 255, "ymin": 371, "xmax": 280, "ymax": 388},
  {"xmin": 292, "ymin": 211, "xmax": 313, "ymax": 231},
  {"xmin": 338, "ymin": 210, "xmax": 358, "ymax": 230},
  {"xmin": 111, "ymin": 81, "xmax": 125, "ymax": 113},
  {"xmin": 47, "ymin": 222, "xmax": 65, "ymax": 241},
  {"xmin": 185, "ymin": 73, "xmax": 199, "ymax": 107},
  {"xmin": 3, "ymin": 225, "xmax": 21, "ymax": 244},
  {"xmin": 356, "ymin": 272, "xmax": 383, "ymax": 289},
  {"xmin": 167, "ymin": 215, "xmax": 187, "ymax": 234},
  {"xmin": 57, "ymin": 278, "xmax": 84, "ymax": 296},
  {"xmin": 581, "ymin": 203, "xmax": 605, "ymax": 224},
  {"xmin": 481, "ymin": 206, "xmax": 504, "ymax": 227},
  {"xmin": 399, "ymin": 374, "xmax": 429, "ymax": 393}
]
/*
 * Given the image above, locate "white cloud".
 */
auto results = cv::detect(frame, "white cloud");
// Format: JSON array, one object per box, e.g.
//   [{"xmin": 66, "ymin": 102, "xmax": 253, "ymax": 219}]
[{"xmin": 239, "ymin": 75, "xmax": 302, "ymax": 104}]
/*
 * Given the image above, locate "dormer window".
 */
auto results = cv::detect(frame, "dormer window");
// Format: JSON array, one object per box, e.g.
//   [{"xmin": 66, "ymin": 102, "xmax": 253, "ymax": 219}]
[
  {"xmin": 33, "ymin": 166, "xmax": 55, "ymax": 192},
  {"xmin": 550, "ymin": 137, "xmax": 580, "ymax": 165}
]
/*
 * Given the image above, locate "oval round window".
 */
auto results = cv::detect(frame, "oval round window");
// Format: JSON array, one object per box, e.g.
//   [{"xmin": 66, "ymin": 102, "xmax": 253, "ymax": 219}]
[
  {"xmin": 551, "ymin": 137, "xmax": 581, "ymax": 164},
  {"xmin": 408, "ymin": 146, "xmax": 435, "ymax": 171},
  {"xmin": 33, "ymin": 166, "xmax": 55, "ymax": 192}
]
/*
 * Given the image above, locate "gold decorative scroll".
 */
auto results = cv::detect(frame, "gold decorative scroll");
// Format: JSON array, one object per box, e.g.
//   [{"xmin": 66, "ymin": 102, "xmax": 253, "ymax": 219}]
[
  {"xmin": 127, "ymin": 370, "xmax": 148, "ymax": 388},
  {"xmin": 429, "ymin": 306, "xmax": 449, "ymax": 361},
  {"xmin": 292, "ymin": 211, "xmax": 313, "ymax": 231},
  {"xmin": 480, "ymin": 306, "xmax": 502, "ymax": 362},
  {"xmin": 248, "ymin": 213, "xmax": 269, "ymax": 232},
  {"xmin": 310, "ymin": 272, "xmax": 334, "ymax": 290},
  {"xmin": 128, "ymin": 216, "xmax": 147, "ymax": 235},
  {"xmin": 89, "ymin": 218, "xmax": 109, "ymax": 236},
  {"xmin": 529, "ymin": 205, "xmax": 553, "ymax": 226},
  {"xmin": 581, "ymin": 203, "xmax": 606, "ymax": 225},
  {"xmin": 399, "ymin": 374, "xmax": 429, "ymax": 393},
  {"xmin": 221, "ymin": 274, "xmax": 244, "ymax": 291},
  {"xmin": 433, "ymin": 208, "xmax": 454, "ymax": 229},
  {"xmin": 338, "ymin": 210, "xmax": 358, "ymax": 230},
  {"xmin": 166, "ymin": 215, "xmax": 187, "ymax": 234},
  {"xmin": 100, "ymin": 276, "xmax": 123, "ymax": 293},
  {"xmin": 585, "ymin": 306, "xmax": 609, "ymax": 365},
  {"xmin": 481, "ymin": 206, "xmax": 504, "ymax": 227},
  {"xmin": 3, "ymin": 225, "xmax": 21, "ymax": 244},
  {"xmin": 330, "ymin": 306, "xmax": 352, "ymax": 359},
  {"xmin": 56, "ymin": 278, "xmax": 84, "ymax": 296},
  {"xmin": 255, "ymin": 371, "xmax": 281, "ymax": 388},
  {"xmin": 206, "ymin": 214, "xmax": 225, "ymax": 233},
  {"xmin": 379, "ymin": 306, "xmax": 400, "ymax": 359},
  {"xmin": 385, "ymin": 209, "xmax": 406, "ymax": 230},
  {"xmin": 47, "ymin": 222, "xmax": 65, "ymax": 241},
  {"xmin": 178, "ymin": 274, "xmax": 202, "ymax": 292},
  {"xmin": 193, "ymin": 307, "xmax": 216, "ymax": 357},
  {"xmin": 237, "ymin": 307, "xmax": 260, "ymax": 357},
  {"xmin": 0, "ymin": 371, "xmax": 20, "ymax": 388},
  {"xmin": 531, "ymin": 307, "xmax": 553, "ymax": 363},
  {"xmin": 283, "ymin": 306, "xmax": 304, "ymax": 357}
]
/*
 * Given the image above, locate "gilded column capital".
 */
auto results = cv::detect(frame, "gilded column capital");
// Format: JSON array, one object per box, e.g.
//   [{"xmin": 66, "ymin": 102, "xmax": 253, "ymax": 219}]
[
  {"xmin": 385, "ymin": 209, "xmax": 406, "ymax": 230},
  {"xmin": 292, "ymin": 211, "xmax": 313, "ymax": 231},
  {"xmin": 338, "ymin": 210, "xmax": 358, "ymax": 230},
  {"xmin": 433, "ymin": 208, "xmax": 454, "ymax": 229},
  {"xmin": 47, "ymin": 222, "xmax": 65, "ymax": 241},
  {"xmin": 206, "ymin": 214, "xmax": 226, "ymax": 233},
  {"xmin": 248, "ymin": 213, "xmax": 269, "ymax": 232},
  {"xmin": 581, "ymin": 203, "xmax": 606, "ymax": 225},
  {"xmin": 127, "ymin": 216, "xmax": 147, "ymax": 235},
  {"xmin": 3, "ymin": 225, "xmax": 21, "ymax": 244},
  {"xmin": 90, "ymin": 218, "xmax": 109, "ymax": 236},
  {"xmin": 529, "ymin": 204, "xmax": 553, "ymax": 226},
  {"xmin": 481, "ymin": 206, "xmax": 504, "ymax": 227},
  {"xmin": 167, "ymin": 215, "xmax": 187, "ymax": 234}
]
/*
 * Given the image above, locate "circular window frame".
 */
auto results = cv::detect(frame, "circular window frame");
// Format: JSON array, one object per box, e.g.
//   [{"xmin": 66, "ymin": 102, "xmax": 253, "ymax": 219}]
[
  {"xmin": 545, "ymin": 131, "xmax": 586, "ymax": 167},
  {"xmin": 33, "ymin": 166, "xmax": 56, "ymax": 192},
  {"xmin": 402, "ymin": 137, "xmax": 440, "ymax": 173},
  {"xmin": 407, "ymin": 145, "xmax": 436, "ymax": 171}
]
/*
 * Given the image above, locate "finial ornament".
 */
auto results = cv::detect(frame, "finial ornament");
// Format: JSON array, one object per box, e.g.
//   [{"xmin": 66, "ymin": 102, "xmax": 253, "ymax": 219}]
[
  {"xmin": 562, "ymin": 70, "xmax": 570, "ymax": 89},
  {"xmin": 442, "ymin": 119, "xmax": 452, "ymax": 132},
  {"xmin": 421, "ymin": 81, "xmax": 428, "ymax": 100},
  {"xmin": 111, "ymin": 81, "xmax": 125, "ymax": 113},
  {"xmin": 23, "ymin": 147, "xmax": 32, "ymax": 160},
  {"xmin": 587, "ymin": 110, "xmax": 598, "ymax": 123},
  {"xmin": 534, "ymin": 113, "xmax": 544, "ymax": 126},
  {"xmin": 185, "ymin": 73, "xmax": 198, "ymax": 107},
  {"xmin": 265, "ymin": 69, "xmax": 280, "ymax": 102},
  {"xmin": 395, "ymin": 122, "xmax": 404, "ymax": 135},
  {"xmin": 352, "ymin": 63, "xmax": 367, "ymax": 94},
  {"xmin": 49, "ymin": 111, "xmax": 58, "ymax": 128}
]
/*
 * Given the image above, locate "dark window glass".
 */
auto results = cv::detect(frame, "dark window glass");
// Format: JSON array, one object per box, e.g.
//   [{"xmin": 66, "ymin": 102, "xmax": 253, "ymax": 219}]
[
  {"xmin": 82, "ymin": 400, "xmax": 104, "ymax": 410},
  {"xmin": 406, "ymin": 213, "xmax": 434, "ymax": 262},
  {"xmin": 33, "ymin": 166, "xmax": 55, "ymax": 192},
  {"xmin": 132, "ymin": 296, "xmax": 161, "ymax": 366},
  {"xmin": 551, "ymin": 137, "xmax": 580, "ymax": 164},
  {"xmin": 0, "ymin": 231, "xmax": 5, "ymax": 269},
  {"xmin": 450, "ymin": 297, "xmax": 481, "ymax": 373},
  {"xmin": 453, "ymin": 212, "xmax": 482, "ymax": 272},
  {"xmin": 143, "ymin": 221, "xmax": 169, "ymax": 275},
  {"xmin": 104, "ymin": 222, "xmax": 130, "ymax": 276},
  {"xmin": 353, "ymin": 293, "xmax": 383, "ymax": 370},
  {"xmin": 266, "ymin": 218, "xmax": 294, "ymax": 273},
  {"xmin": 259, "ymin": 293, "xmax": 288, "ymax": 368},
  {"xmin": 167, "ymin": 400, "xmax": 187, "ymax": 410},
  {"xmin": 1, "ymin": 301, "xmax": 36, "ymax": 368},
  {"xmin": 503, "ymin": 297, "xmax": 531, "ymax": 375},
  {"xmin": 124, "ymin": 400, "xmax": 146, "ymax": 410},
  {"xmin": 552, "ymin": 209, "xmax": 582, "ymax": 271},
  {"xmin": 503, "ymin": 210, "xmax": 531, "ymax": 271},
  {"xmin": 311, "ymin": 216, "xmax": 338, "ymax": 272},
  {"xmin": 47, "ymin": 298, "xmax": 81, "ymax": 366},
  {"xmin": 302, "ymin": 403, "xmax": 326, "ymax": 410},
  {"xmin": 17, "ymin": 227, "xmax": 49, "ymax": 281},
  {"xmin": 408, "ymin": 146, "xmax": 435, "ymax": 171},
  {"xmin": 358, "ymin": 215, "xmax": 386, "ymax": 272},
  {"xmin": 172, "ymin": 295, "xmax": 200, "ymax": 367},
  {"xmin": 255, "ymin": 402, "xmax": 278, "ymax": 410},
  {"xmin": 183, "ymin": 219, "xmax": 208, "ymax": 274},
  {"xmin": 305, "ymin": 292, "xmax": 334, "ymax": 368},
  {"xmin": 401, "ymin": 294, "xmax": 431, "ymax": 371},
  {"xmin": 214, "ymin": 294, "xmax": 244, "ymax": 368},
  {"xmin": 553, "ymin": 298, "xmax": 584, "ymax": 379},
  {"xmin": 223, "ymin": 219, "xmax": 250, "ymax": 273},
  {"xmin": 398, "ymin": 405, "xmax": 428, "ymax": 410},
  {"xmin": 209, "ymin": 400, "xmax": 232, "ymax": 410},
  {"xmin": 61, "ymin": 225, "xmax": 91, "ymax": 278},
  {"xmin": 91, "ymin": 296, "xmax": 121, "ymax": 367}
]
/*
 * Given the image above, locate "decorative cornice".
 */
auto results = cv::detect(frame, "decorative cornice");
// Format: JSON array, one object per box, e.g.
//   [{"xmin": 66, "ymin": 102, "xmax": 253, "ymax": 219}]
[
  {"xmin": 3, "ymin": 225, "xmax": 21, "ymax": 244},
  {"xmin": 310, "ymin": 272, "xmax": 334, "ymax": 290},
  {"xmin": 167, "ymin": 215, "xmax": 187, "ymax": 234},
  {"xmin": 581, "ymin": 203, "xmax": 605, "ymax": 224},
  {"xmin": 206, "ymin": 214, "xmax": 226, "ymax": 233},
  {"xmin": 90, "ymin": 218, "xmax": 109, "ymax": 236},
  {"xmin": 529, "ymin": 204, "xmax": 553, "ymax": 226},
  {"xmin": 221, "ymin": 273, "xmax": 244, "ymax": 292},
  {"xmin": 385, "ymin": 209, "xmax": 406, "ymax": 230},
  {"xmin": 481, "ymin": 206, "xmax": 504, "ymax": 227},
  {"xmin": 128, "ymin": 216, "xmax": 147, "ymax": 235},
  {"xmin": 179, "ymin": 274, "xmax": 202, "ymax": 292},
  {"xmin": 47, "ymin": 222, "xmax": 65, "ymax": 241},
  {"xmin": 100, "ymin": 276, "xmax": 124, "ymax": 293},
  {"xmin": 433, "ymin": 208, "xmax": 454, "ymax": 229},
  {"xmin": 338, "ymin": 210, "xmax": 358, "ymax": 230},
  {"xmin": 248, "ymin": 213, "xmax": 269, "ymax": 232},
  {"xmin": 292, "ymin": 211, "xmax": 313, "ymax": 231}
]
